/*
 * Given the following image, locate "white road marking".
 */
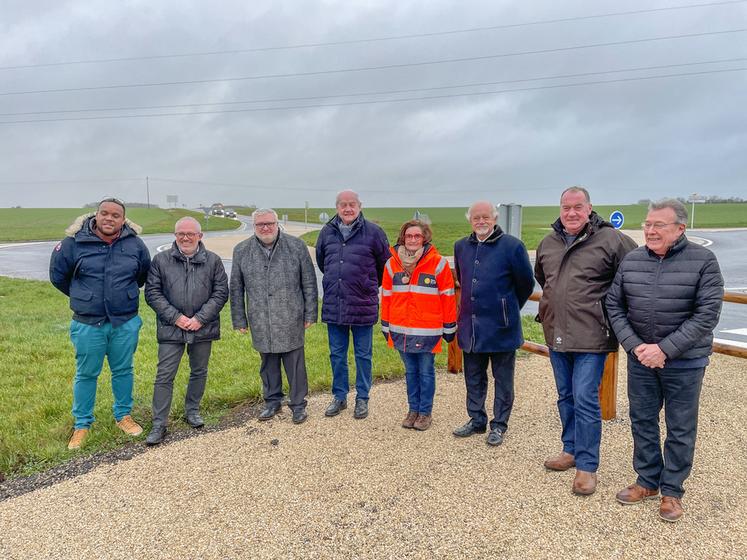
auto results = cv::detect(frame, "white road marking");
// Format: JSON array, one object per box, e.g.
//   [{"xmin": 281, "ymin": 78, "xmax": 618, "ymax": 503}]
[
  {"xmin": 714, "ymin": 337, "xmax": 747, "ymax": 350},
  {"xmin": 688, "ymin": 235, "xmax": 712, "ymax": 247},
  {"xmin": 156, "ymin": 243, "xmax": 170, "ymax": 252},
  {"xmin": 726, "ymin": 286, "xmax": 747, "ymax": 292},
  {"xmin": 720, "ymin": 328, "xmax": 747, "ymax": 336}
]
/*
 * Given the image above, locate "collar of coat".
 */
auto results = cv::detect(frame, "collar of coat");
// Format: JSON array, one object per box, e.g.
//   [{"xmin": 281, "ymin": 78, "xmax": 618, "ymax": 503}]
[
  {"xmin": 168, "ymin": 240, "xmax": 208, "ymax": 263},
  {"xmin": 330, "ymin": 212, "xmax": 364, "ymax": 233},
  {"xmin": 468, "ymin": 225, "xmax": 504, "ymax": 244},
  {"xmin": 65, "ymin": 213, "xmax": 142, "ymax": 239}
]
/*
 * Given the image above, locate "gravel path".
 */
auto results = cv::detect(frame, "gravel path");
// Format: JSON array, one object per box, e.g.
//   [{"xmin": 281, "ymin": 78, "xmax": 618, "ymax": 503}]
[{"xmin": 1, "ymin": 353, "xmax": 744, "ymax": 559}]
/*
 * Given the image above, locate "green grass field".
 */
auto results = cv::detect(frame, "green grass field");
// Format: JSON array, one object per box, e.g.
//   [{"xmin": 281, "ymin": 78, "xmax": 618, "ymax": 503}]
[
  {"xmin": 275, "ymin": 203, "xmax": 747, "ymax": 252},
  {"xmin": 0, "ymin": 276, "xmax": 544, "ymax": 478},
  {"xmin": 0, "ymin": 208, "xmax": 240, "ymax": 242}
]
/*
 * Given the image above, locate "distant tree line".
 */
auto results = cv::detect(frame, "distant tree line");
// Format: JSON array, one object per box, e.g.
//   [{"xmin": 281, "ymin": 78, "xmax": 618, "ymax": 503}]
[{"xmin": 638, "ymin": 196, "xmax": 745, "ymax": 205}]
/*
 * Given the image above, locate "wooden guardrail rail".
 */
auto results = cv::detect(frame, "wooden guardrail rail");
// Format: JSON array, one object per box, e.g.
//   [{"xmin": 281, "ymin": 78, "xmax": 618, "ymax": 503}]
[{"xmin": 447, "ymin": 287, "xmax": 747, "ymax": 419}]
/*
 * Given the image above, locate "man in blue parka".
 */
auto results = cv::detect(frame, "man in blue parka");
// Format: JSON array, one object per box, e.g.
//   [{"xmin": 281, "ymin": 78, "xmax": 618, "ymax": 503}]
[
  {"xmin": 50, "ymin": 198, "xmax": 151, "ymax": 450},
  {"xmin": 453, "ymin": 201, "xmax": 534, "ymax": 446},
  {"xmin": 316, "ymin": 190, "xmax": 390, "ymax": 420}
]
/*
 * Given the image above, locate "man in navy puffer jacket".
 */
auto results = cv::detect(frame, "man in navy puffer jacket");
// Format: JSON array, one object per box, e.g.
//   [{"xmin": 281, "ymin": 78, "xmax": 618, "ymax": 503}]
[
  {"xmin": 50, "ymin": 198, "xmax": 151, "ymax": 450},
  {"xmin": 316, "ymin": 190, "xmax": 389, "ymax": 420},
  {"xmin": 606, "ymin": 198, "xmax": 723, "ymax": 523}
]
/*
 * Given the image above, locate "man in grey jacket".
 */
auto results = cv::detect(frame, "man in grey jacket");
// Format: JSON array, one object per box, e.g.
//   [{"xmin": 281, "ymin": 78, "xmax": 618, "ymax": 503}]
[
  {"xmin": 144, "ymin": 217, "xmax": 229, "ymax": 445},
  {"xmin": 230, "ymin": 208, "xmax": 318, "ymax": 424},
  {"xmin": 606, "ymin": 199, "xmax": 723, "ymax": 523}
]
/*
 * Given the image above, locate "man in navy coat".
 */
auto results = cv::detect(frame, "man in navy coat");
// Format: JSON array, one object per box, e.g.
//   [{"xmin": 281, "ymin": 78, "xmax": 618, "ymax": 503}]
[{"xmin": 453, "ymin": 201, "xmax": 534, "ymax": 446}]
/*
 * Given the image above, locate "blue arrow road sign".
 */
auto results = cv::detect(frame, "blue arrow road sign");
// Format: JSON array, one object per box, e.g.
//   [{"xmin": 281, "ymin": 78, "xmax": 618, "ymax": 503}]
[{"xmin": 609, "ymin": 210, "xmax": 624, "ymax": 229}]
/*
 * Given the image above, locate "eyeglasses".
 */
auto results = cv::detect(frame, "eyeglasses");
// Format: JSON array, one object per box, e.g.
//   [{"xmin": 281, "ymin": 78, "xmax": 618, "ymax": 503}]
[
  {"xmin": 175, "ymin": 232, "xmax": 200, "ymax": 239},
  {"xmin": 641, "ymin": 222, "xmax": 678, "ymax": 231},
  {"xmin": 404, "ymin": 233, "xmax": 423, "ymax": 240},
  {"xmin": 254, "ymin": 222, "xmax": 278, "ymax": 229}
]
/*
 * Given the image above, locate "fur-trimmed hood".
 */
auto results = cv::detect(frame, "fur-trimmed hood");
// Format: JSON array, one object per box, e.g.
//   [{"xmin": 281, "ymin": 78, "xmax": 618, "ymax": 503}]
[{"xmin": 65, "ymin": 212, "xmax": 143, "ymax": 237}]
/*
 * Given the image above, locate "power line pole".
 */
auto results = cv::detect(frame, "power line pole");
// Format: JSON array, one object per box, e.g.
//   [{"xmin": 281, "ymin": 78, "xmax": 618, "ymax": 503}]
[{"xmin": 146, "ymin": 176, "xmax": 151, "ymax": 209}]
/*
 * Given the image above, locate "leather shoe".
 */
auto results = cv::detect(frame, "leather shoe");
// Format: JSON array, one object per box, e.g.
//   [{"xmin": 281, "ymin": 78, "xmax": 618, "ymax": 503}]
[
  {"xmin": 185, "ymin": 413, "xmax": 204, "ymax": 428},
  {"xmin": 615, "ymin": 483, "xmax": 660, "ymax": 505},
  {"xmin": 353, "ymin": 399, "xmax": 369, "ymax": 419},
  {"xmin": 452, "ymin": 420, "xmax": 487, "ymax": 438},
  {"xmin": 324, "ymin": 399, "xmax": 347, "ymax": 417},
  {"xmin": 659, "ymin": 496, "xmax": 684, "ymax": 522},
  {"xmin": 146, "ymin": 425, "xmax": 167, "ymax": 446},
  {"xmin": 413, "ymin": 414, "xmax": 432, "ymax": 431},
  {"xmin": 572, "ymin": 470, "xmax": 597, "ymax": 495},
  {"xmin": 292, "ymin": 409, "xmax": 308, "ymax": 425},
  {"xmin": 258, "ymin": 403, "xmax": 281, "ymax": 421},
  {"xmin": 402, "ymin": 411, "xmax": 418, "ymax": 429},
  {"xmin": 486, "ymin": 428, "xmax": 504, "ymax": 446},
  {"xmin": 544, "ymin": 451, "xmax": 576, "ymax": 471}
]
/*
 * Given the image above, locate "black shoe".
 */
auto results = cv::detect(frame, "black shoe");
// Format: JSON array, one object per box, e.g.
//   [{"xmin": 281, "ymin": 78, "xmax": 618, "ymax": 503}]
[
  {"xmin": 487, "ymin": 427, "xmax": 505, "ymax": 446},
  {"xmin": 145, "ymin": 425, "xmax": 167, "ymax": 446},
  {"xmin": 292, "ymin": 409, "xmax": 308, "ymax": 424},
  {"xmin": 353, "ymin": 399, "xmax": 369, "ymax": 420},
  {"xmin": 325, "ymin": 399, "xmax": 347, "ymax": 417},
  {"xmin": 185, "ymin": 413, "xmax": 204, "ymax": 428},
  {"xmin": 258, "ymin": 403, "xmax": 281, "ymax": 421},
  {"xmin": 452, "ymin": 420, "xmax": 487, "ymax": 438}
]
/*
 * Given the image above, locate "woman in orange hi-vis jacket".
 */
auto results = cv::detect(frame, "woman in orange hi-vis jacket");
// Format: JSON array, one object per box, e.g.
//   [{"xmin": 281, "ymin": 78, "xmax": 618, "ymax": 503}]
[{"xmin": 381, "ymin": 220, "xmax": 457, "ymax": 431}]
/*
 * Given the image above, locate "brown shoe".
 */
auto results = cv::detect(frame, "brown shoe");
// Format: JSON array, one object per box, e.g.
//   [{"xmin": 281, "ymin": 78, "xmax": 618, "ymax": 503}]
[
  {"xmin": 413, "ymin": 414, "xmax": 432, "ymax": 431},
  {"xmin": 68, "ymin": 428, "xmax": 89, "ymax": 450},
  {"xmin": 615, "ymin": 483, "xmax": 660, "ymax": 505},
  {"xmin": 116, "ymin": 415, "xmax": 143, "ymax": 436},
  {"xmin": 659, "ymin": 496, "xmax": 684, "ymax": 522},
  {"xmin": 402, "ymin": 411, "xmax": 418, "ymax": 429},
  {"xmin": 572, "ymin": 470, "xmax": 597, "ymax": 495},
  {"xmin": 544, "ymin": 451, "xmax": 576, "ymax": 471}
]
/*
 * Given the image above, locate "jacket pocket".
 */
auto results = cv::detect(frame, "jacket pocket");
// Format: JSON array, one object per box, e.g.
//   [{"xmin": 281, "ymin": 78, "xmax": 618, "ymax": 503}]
[
  {"xmin": 500, "ymin": 298, "xmax": 509, "ymax": 327},
  {"xmin": 127, "ymin": 287, "xmax": 139, "ymax": 300}
]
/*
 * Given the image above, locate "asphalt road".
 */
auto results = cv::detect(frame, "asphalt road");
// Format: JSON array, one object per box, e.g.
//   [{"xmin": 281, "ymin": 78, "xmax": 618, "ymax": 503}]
[{"xmin": 1, "ymin": 223, "xmax": 745, "ymax": 349}]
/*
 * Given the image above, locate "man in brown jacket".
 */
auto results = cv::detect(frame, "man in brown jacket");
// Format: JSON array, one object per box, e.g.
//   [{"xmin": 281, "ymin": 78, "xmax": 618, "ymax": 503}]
[{"xmin": 534, "ymin": 187, "xmax": 636, "ymax": 495}]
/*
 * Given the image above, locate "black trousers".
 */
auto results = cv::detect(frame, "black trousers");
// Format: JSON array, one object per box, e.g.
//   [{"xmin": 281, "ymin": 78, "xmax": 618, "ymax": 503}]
[
  {"xmin": 152, "ymin": 341, "xmax": 212, "ymax": 426},
  {"xmin": 259, "ymin": 346, "xmax": 309, "ymax": 412},
  {"xmin": 627, "ymin": 360, "xmax": 705, "ymax": 498},
  {"xmin": 462, "ymin": 350, "xmax": 516, "ymax": 432}
]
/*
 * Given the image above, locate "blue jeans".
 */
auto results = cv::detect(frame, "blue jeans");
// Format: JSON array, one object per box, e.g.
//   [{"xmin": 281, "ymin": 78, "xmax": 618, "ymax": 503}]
[
  {"xmin": 628, "ymin": 359, "xmax": 705, "ymax": 498},
  {"xmin": 69, "ymin": 316, "xmax": 142, "ymax": 429},
  {"xmin": 327, "ymin": 323, "xmax": 373, "ymax": 401},
  {"xmin": 548, "ymin": 351, "xmax": 607, "ymax": 472},
  {"xmin": 398, "ymin": 351, "xmax": 436, "ymax": 415}
]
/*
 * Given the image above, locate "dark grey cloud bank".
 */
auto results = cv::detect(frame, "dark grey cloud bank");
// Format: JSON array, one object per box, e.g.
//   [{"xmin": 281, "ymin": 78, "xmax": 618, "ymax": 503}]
[{"xmin": 0, "ymin": 0, "xmax": 745, "ymax": 209}]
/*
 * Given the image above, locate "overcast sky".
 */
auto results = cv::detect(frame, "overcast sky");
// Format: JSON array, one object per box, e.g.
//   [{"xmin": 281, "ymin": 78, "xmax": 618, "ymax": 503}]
[{"xmin": 0, "ymin": 0, "xmax": 745, "ymax": 209}]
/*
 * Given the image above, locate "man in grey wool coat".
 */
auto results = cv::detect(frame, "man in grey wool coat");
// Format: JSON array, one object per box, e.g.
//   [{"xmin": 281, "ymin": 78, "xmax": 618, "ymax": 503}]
[{"xmin": 230, "ymin": 208, "xmax": 318, "ymax": 424}]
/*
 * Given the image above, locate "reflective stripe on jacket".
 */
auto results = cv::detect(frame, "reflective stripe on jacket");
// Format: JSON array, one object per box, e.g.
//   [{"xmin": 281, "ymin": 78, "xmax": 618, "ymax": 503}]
[{"xmin": 381, "ymin": 244, "xmax": 457, "ymax": 353}]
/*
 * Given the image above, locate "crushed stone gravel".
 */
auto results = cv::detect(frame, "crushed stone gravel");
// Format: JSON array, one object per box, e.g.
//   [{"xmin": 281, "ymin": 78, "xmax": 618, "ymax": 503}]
[{"xmin": 0, "ymin": 353, "xmax": 744, "ymax": 559}]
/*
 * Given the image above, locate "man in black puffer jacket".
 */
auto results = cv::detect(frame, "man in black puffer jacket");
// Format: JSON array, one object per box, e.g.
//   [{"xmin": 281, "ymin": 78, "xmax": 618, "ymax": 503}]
[
  {"xmin": 606, "ymin": 199, "xmax": 723, "ymax": 523},
  {"xmin": 144, "ymin": 217, "xmax": 228, "ymax": 445}
]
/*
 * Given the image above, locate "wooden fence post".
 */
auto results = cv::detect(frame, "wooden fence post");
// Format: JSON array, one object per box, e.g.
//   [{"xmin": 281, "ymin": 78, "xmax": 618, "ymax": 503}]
[
  {"xmin": 447, "ymin": 269, "xmax": 462, "ymax": 373},
  {"xmin": 599, "ymin": 351, "xmax": 618, "ymax": 420}
]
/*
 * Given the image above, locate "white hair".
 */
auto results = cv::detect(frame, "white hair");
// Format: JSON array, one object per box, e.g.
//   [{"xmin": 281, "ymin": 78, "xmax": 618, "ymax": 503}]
[
  {"xmin": 465, "ymin": 201, "xmax": 498, "ymax": 221},
  {"xmin": 335, "ymin": 189, "xmax": 361, "ymax": 205},
  {"xmin": 252, "ymin": 208, "xmax": 279, "ymax": 221},
  {"xmin": 174, "ymin": 216, "xmax": 202, "ymax": 232}
]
